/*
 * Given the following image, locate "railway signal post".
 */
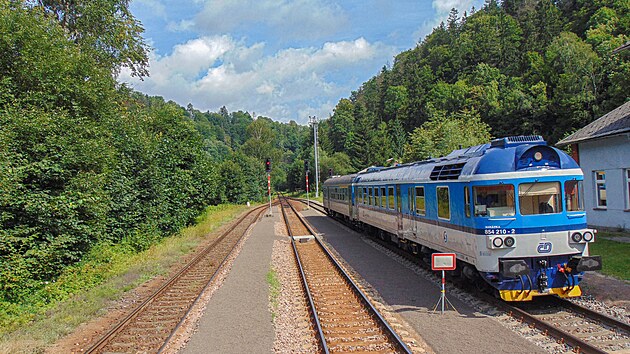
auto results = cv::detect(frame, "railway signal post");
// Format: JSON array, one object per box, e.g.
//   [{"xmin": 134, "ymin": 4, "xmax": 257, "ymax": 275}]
[{"xmin": 431, "ymin": 253, "xmax": 458, "ymax": 314}]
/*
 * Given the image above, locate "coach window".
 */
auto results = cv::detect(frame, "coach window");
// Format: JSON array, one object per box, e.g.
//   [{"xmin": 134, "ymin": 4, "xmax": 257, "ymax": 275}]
[
  {"xmin": 381, "ymin": 187, "xmax": 387, "ymax": 208},
  {"xmin": 519, "ymin": 182, "xmax": 561, "ymax": 215},
  {"xmin": 388, "ymin": 187, "xmax": 395, "ymax": 209},
  {"xmin": 437, "ymin": 186, "xmax": 450, "ymax": 220},
  {"xmin": 464, "ymin": 186, "xmax": 471, "ymax": 217},
  {"xmin": 415, "ymin": 186, "xmax": 426, "ymax": 216},
  {"xmin": 369, "ymin": 187, "xmax": 374, "ymax": 205},
  {"xmin": 473, "ymin": 185, "xmax": 515, "ymax": 217},
  {"xmin": 564, "ymin": 180, "xmax": 584, "ymax": 212}
]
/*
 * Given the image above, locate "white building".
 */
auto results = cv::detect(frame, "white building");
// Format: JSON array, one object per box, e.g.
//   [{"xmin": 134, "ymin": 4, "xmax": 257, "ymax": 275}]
[{"xmin": 557, "ymin": 101, "xmax": 630, "ymax": 231}]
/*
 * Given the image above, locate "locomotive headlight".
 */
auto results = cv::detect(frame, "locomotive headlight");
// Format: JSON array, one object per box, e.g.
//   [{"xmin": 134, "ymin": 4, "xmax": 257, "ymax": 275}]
[
  {"xmin": 571, "ymin": 232, "xmax": 583, "ymax": 243},
  {"xmin": 583, "ymin": 231, "xmax": 594, "ymax": 242},
  {"xmin": 534, "ymin": 151, "xmax": 543, "ymax": 161},
  {"xmin": 492, "ymin": 237, "xmax": 503, "ymax": 248},
  {"xmin": 504, "ymin": 236, "xmax": 515, "ymax": 247}
]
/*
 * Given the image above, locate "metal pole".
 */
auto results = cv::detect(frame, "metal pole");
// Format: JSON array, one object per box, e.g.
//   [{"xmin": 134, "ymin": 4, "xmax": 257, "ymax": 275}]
[
  {"xmin": 310, "ymin": 116, "xmax": 320, "ymax": 198},
  {"xmin": 306, "ymin": 172, "xmax": 310, "ymax": 209},
  {"xmin": 267, "ymin": 172, "xmax": 272, "ymax": 216},
  {"xmin": 441, "ymin": 270, "xmax": 445, "ymax": 314}
]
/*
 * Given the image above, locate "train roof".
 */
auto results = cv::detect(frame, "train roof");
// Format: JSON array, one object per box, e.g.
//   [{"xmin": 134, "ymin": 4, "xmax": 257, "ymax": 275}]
[
  {"xmin": 323, "ymin": 173, "xmax": 357, "ymax": 186},
  {"xmin": 337, "ymin": 136, "xmax": 580, "ymax": 184}
]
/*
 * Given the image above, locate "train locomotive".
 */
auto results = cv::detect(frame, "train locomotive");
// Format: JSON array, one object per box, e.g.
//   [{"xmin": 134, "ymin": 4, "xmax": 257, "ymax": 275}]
[{"xmin": 323, "ymin": 136, "xmax": 602, "ymax": 301}]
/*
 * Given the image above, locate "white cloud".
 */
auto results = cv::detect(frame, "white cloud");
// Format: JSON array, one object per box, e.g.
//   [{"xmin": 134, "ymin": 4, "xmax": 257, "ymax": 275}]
[
  {"xmin": 192, "ymin": 0, "xmax": 348, "ymax": 39},
  {"xmin": 119, "ymin": 36, "xmax": 394, "ymax": 123},
  {"xmin": 432, "ymin": 0, "xmax": 475, "ymax": 15}
]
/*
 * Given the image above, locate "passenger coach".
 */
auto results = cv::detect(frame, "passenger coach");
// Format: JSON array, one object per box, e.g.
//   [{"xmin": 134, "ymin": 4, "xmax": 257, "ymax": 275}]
[{"xmin": 323, "ymin": 136, "xmax": 602, "ymax": 301}]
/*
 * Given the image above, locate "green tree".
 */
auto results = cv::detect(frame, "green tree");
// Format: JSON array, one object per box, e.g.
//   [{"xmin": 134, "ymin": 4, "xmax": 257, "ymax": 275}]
[
  {"xmin": 29, "ymin": 0, "xmax": 149, "ymax": 77},
  {"xmin": 404, "ymin": 109, "xmax": 492, "ymax": 161}
]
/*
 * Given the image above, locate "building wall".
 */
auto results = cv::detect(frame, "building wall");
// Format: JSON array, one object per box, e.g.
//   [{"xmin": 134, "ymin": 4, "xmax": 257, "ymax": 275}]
[{"xmin": 578, "ymin": 134, "xmax": 630, "ymax": 231}]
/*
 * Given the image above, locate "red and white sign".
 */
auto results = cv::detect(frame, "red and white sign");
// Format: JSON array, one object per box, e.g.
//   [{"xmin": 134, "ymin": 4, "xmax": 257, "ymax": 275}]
[{"xmin": 431, "ymin": 253, "xmax": 456, "ymax": 271}]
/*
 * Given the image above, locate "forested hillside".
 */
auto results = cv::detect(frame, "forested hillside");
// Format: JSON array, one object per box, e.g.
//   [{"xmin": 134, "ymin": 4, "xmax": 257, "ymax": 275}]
[
  {"xmin": 322, "ymin": 0, "xmax": 629, "ymax": 168},
  {"xmin": 0, "ymin": 1, "xmax": 305, "ymax": 322}
]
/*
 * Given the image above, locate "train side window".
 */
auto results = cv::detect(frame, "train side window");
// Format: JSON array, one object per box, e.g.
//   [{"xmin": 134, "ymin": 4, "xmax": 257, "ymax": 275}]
[
  {"xmin": 370, "ymin": 187, "xmax": 374, "ymax": 207},
  {"xmin": 518, "ymin": 182, "xmax": 562, "ymax": 215},
  {"xmin": 388, "ymin": 187, "xmax": 395, "ymax": 210},
  {"xmin": 565, "ymin": 180, "xmax": 584, "ymax": 212},
  {"xmin": 437, "ymin": 186, "xmax": 450, "ymax": 220},
  {"xmin": 415, "ymin": 186, "xmax": 425, "ymax": 216},
  {"xmin": 381, "ymin": 187, "xmax": 387, "ymax": 208},
  {"xmin": 464, "ymin": 186, "xmax": 471, "ymax": 217},
  {"xmin": 396, "ymin": 185, "xmax": 402, "ymax": 212}
]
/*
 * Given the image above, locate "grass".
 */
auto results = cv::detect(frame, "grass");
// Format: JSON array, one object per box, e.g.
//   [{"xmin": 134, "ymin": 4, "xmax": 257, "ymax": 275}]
[
  {"xmin": 266, "ymin": 268, "xmax": 281, "ymax": 321},
  {"xmin": 0, "ymin": 204, "xmax": 249, "ymax": 354},
  {"xmin": 590, "ymin": 230, "xmax": 630, "ymax": 281}
]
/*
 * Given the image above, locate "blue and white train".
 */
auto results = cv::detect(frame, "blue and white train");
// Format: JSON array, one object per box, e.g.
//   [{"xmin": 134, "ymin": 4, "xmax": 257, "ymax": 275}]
[{"xmin": 323, "ymin": 136, "xmax": 601, "ymax": 301}]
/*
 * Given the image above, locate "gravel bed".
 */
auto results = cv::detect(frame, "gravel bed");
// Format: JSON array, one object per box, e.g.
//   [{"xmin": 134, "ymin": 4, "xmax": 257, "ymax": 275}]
[{"xmin": 271, "ymin": 222, "xmax": 319, "ymax": 353}]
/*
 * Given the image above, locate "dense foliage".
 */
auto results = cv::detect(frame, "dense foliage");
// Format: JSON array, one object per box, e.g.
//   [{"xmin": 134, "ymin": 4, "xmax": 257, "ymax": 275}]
[
  {"xmin": 0, "ymin": 2, "xmax": 304, "ymax": 312},
  {"xmin": 321, "ymin": 0, "xmax": 629, "ymax": 168}
]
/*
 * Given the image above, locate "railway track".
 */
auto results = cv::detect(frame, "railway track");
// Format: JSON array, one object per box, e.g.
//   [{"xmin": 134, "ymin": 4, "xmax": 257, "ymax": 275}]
[
  {"xmin": 84, "ymin": 204, "xmax": 267, "ymax": 354},
  {"xmin": 279, "ymin": 196, "xmax": 412, "ymax": 354},
  {"xmin": 299, "ymin": 196, "xmax": 630, "ymax": 353},
  {"xmin": 496, "ymin": 295, "xmax": 630, "ymax": 354}
]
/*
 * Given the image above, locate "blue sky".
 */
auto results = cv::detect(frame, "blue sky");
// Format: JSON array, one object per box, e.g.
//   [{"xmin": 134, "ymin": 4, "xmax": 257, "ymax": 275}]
[{"xmin": 120, "ymin": 0, "xmax": 486, "ymax": 124}]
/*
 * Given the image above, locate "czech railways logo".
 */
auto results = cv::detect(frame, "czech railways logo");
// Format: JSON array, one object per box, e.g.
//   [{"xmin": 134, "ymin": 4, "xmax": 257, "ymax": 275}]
[{"xmin": 537, "ymin": 242, "xmax": 552, "ymax": 254}]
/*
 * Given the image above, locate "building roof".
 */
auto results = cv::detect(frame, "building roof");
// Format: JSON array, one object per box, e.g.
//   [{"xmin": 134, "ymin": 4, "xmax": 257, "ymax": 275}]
[{"xmin": 556, "ymin": 101, "xmax": 630, "ymax": 147}]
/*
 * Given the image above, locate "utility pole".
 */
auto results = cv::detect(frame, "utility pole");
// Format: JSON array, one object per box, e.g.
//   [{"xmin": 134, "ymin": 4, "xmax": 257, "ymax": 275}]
[{"xmin": 309, "ymin": 115, "xmax": 320, "ymax": 198}]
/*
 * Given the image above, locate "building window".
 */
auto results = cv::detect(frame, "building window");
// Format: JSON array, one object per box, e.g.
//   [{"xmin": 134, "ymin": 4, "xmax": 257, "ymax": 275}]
[
  {"xmin": 415, "ymin": 186, "xmax": 425, "ymax": 215},
  {"xmin": 594, "ymin": 171, "xmax": 607, "ymax": 208},
  {"xmin": 437, "ymin": 186, "xmax": 450, "ymax": 220}
]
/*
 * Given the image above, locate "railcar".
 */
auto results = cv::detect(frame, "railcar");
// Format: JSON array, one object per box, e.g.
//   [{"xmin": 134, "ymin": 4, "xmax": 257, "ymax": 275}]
[{"xmin": 323, "ymin": 136, "xmax": 601, "ymax": 301}]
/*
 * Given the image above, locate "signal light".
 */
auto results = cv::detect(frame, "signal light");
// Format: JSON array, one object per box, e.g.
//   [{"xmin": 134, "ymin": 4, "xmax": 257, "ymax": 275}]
[
  {"xmin": 583, "ymin": 231, "xmax": 593, "ymax": 242},
  {"xmin": 504, "ymin": 236, "xmax": 515, "ymax": 247},
  {"xmin": 492, "ymin": 237, "xmax": 503, "ymax": 248},
  {"xmin": 265, "ymin": 158, "xmax": 271, "ymax": 173}
]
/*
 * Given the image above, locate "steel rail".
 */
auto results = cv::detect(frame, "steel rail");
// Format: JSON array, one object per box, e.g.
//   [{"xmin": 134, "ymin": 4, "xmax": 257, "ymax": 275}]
[
  {"xmin": 85, "ymin": 204, "xmax": 267, "ymax": 354},
  {"xmin": 282, "ymin": 196, "xmax": 413, "ymax": 354},
  {"xmin": 279, "ymin": 196, "xmax": 330, "ymax": 354},
  {"xmin": 555, "ymin": 297, "xmax": 630, "ymax": 334}
]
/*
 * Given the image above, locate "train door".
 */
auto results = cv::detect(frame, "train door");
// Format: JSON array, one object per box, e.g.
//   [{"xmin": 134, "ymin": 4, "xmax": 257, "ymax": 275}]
[
  {"xmin": 396, "ymin": 185, "xmax": 403, "ymax": 233},
  {"xmin": 402, "ymin": 186, "xmax": 416, "ymax": 236}
]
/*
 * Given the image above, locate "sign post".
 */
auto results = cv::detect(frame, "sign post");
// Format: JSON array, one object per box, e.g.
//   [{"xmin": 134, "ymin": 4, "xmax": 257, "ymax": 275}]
[{"xmin": 431, "ymin": 253, "xmax": 457, "ymax": 314}]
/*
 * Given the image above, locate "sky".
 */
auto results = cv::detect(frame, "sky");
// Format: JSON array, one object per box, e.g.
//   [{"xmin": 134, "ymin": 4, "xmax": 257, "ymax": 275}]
[{"xmin": 120, "ymin": 0, "xmax": 486, "ymax": 124}]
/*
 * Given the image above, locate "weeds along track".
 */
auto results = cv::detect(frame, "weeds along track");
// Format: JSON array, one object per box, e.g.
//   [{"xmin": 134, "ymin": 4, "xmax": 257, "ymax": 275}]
[
  {"xmin": 85, "ymin": 204, "xmax": 268, "ymax": 354},
  {"xmin": 280, "ymin": 196, "xmax": 412, "ymax": 354}
]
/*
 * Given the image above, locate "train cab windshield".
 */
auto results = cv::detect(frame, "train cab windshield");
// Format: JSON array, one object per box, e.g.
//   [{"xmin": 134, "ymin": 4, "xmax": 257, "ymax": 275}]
[
  {"xmin": 518, "ymin": 182, "xmax": 562, "ymax": 215},
  {"xmin": 474, "ymin": 185, "xmax": 516, "ymax": 217}
]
